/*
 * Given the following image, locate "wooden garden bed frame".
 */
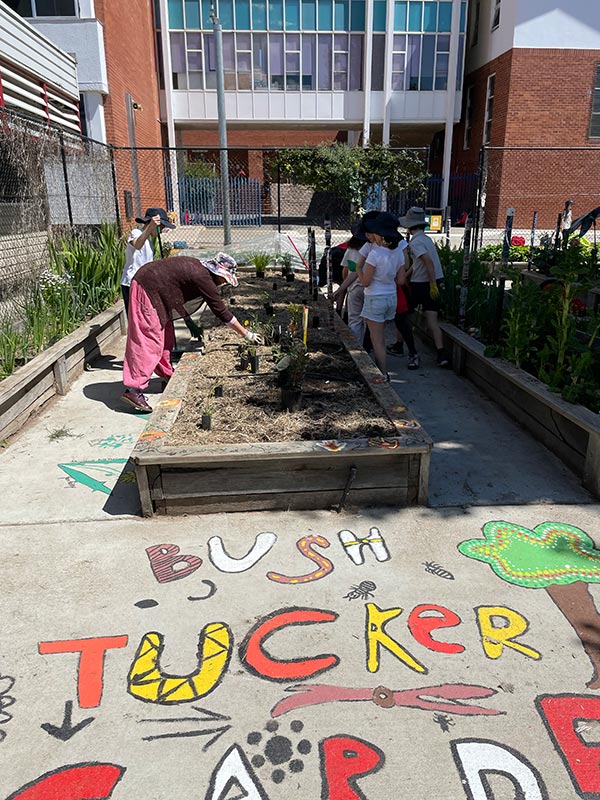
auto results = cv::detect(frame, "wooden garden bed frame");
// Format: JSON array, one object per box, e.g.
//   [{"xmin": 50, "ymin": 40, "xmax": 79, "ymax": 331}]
[
  {"xmin": 0, "ymin": 301, "xmax": 126, "ymax": 442},
  {"xmin": 132, "ymin": 312, "xmax": 432, "ymax": 516}
]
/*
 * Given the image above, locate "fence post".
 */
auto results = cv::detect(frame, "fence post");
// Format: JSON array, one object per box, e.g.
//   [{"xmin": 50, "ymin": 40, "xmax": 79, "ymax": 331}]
[
  {"xmin": 59, "ymin": 132, "xmax": 74, "ymax": 227},
  {"xmin": 458, "ymin": 216, "xmax": 472, "ymax": 329},
  {"xmin": 277, "ymin": 159, "xmax": 282, "ymax": 235},
  {"xmin": 108, "ymin": 146, "xmax": 121, "ymax": 229},
  {"xmin": 473, "ymin": 147, "xmax": 487, "ymax": 251}
]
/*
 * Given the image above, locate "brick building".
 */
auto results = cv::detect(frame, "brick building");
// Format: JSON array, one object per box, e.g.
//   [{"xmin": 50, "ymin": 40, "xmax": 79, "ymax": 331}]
[{"xmin": 452, "ymin": 0, "xmax": 600, "ymax": 228}]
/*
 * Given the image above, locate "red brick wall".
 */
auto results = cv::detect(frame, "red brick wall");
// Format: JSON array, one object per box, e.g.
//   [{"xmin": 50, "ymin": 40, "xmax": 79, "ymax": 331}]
[
  {"xmin": 95, "ymin": 0, "xmax": 165, "ymax": 222},
  {"xmin": 452, "ymin": 48, "xmax": 600, "ymax": 228}
]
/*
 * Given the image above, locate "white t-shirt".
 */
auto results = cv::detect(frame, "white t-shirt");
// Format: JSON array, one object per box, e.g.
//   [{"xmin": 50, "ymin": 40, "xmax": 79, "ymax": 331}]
[
  {"xmin": 363, "ymin": 241, "xmax": 408, "ymax": 296},
  {"xmin": 408, "ymin": 230, "xmax": 444, "ymax": 283},
  {"xmin": 121, "ymin": 228, "xmax": 154, "ymax": 286},
  {"xmin": 341, "ymin": 247, "xmax": 364, "ymax": 295},
  {"xmin": 358, "ymin": 241, "xmax": 375, "ymax": 260}
]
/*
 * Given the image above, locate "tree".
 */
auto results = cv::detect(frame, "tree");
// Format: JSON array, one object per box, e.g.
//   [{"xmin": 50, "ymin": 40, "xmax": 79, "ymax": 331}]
[
  {"xmin": 459, "ymin": 520, "xmax": 600, "ymax": 689},
  {"xmin": 273, "ymin": 142, "xmax": 427, "ymax": 214}
]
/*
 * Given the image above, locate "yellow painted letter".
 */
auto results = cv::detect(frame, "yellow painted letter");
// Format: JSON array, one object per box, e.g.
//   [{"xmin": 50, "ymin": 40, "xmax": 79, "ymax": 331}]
[
  {"xmin": 128, "ymin": 623, "xmax": 232, "ymax": 703},
  {"xmin": 366, "ymin": 603, "xmax": 427, "ymax": 674},
  {"xmin": 476, "ymin": 606, "xmax": 541, "ymax": 661}
]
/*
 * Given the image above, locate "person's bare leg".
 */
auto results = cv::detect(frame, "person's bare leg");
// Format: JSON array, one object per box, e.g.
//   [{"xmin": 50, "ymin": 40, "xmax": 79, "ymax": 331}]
[
  {"xmin": 367, "ymin": 319, "xmax": 386, "ymax": 376},
  {"xmin": 425, "ymin": 309, "xmax": 444, "ymax": 349}
]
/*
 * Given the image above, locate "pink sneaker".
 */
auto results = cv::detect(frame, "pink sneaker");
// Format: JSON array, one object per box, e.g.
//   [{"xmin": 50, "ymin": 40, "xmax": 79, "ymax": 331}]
[{"xmin": 121, "ymin": 389, "xmax": 152, "ymax": 413}]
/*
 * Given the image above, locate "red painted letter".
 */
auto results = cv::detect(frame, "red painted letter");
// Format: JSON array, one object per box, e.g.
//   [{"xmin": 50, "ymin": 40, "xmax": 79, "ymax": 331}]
[
  {"xmin": 240, "ymin": 607, "xmax": 339, "ymax": 681},
  {"xmin": 146, "ymin": 543, "xmax": 202, "ymax": 583},
  {"xmin": 7, "ymin": 763, "xmax": 125, "ymax": 800},
  {"xmin": 537, "ymin": 694, "xmax": 600, "ymax": 797},
  {"xmin": 407, "ymin": 604, "xmax": 465, "ymax": 654},
  {"xmin": 38, "ymin": 636, "xmax": 128, "ymax": 708},
  {"xmin": 320, "ymin": 735, "xmax": 384, "ymax": 800}
]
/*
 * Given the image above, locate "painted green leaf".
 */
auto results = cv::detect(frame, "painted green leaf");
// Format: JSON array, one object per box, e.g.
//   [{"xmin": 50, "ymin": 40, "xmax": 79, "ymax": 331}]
[{"xmin": 458, "ymin": 520, "xmax": 600, "ymax": 588}]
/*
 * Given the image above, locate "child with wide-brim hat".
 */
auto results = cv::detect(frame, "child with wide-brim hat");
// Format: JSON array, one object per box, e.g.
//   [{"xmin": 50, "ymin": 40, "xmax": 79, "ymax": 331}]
[{"xmin": 398, "ymin": 206, "xmax": 449, "ymax": 367}]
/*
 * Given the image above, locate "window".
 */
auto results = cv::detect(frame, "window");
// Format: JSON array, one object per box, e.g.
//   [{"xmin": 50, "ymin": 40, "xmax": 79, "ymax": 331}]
[
  {"xmin": 371, "ymin": 33, "xmax": 385, "ymax": 90},
  {"xmin": 471, "ymin": 0, "xmax": 480, "ymax": 46},
  {"xmin": 590, "ymin": 64, "xmax": 600, "ymax": 138},
  {"xmin": 463, "ymin": 84, "xmax": 473, "ymax": 148},
  {"xmin": 392, "ymin": 34, "xmax": 406, "ymax": 90},
  {"xmin": 6, "ymin": 0, "xmax": 76, "ymax": 14},
  {"xmin": 483, "ymin": 73, "xmax": 495, "ymax": 144},
  {"xmin": 491, "ymin": 0, "xmax": 500, "ymax": 30},
  {"xmin": 333, "ymin": 32, "xmax": 348, "ymax": 89}
]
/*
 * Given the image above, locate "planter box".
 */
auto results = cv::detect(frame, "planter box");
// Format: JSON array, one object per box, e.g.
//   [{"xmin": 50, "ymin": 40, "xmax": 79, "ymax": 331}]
[
  {"xmin": 132, "ymin": 315, "xmax": 432, "ymax": 516},
  {"xmin": 417, "ymin": 318, "xmax": 600, "ymax": 498},
  {"xmin": 0, "ymin": 301, "xmax": 126, "ymax": 441}
]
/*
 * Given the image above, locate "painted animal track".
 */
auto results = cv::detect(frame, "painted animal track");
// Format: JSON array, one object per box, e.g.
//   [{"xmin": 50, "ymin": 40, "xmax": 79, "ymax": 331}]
[{"xmin": 246, "ymin": 719, "xmax": 313, "ymax": 784}]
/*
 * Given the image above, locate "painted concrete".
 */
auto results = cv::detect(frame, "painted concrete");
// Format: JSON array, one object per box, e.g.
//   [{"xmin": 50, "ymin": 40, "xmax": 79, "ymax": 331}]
[{"xmin": 1, "ymin": 325, "xmax": 600, "ymax": 799}]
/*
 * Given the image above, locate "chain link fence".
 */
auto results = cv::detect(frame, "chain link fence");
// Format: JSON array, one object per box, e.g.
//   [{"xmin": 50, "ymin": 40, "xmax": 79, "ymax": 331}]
[
  {"xmin": 0, "ymin": 107, "xmax": 118, "ymax": 323},
  {"xmin": 110, "ymin": 145, "xmax": 437, "ymax": 262},
  {"xmin": 473, "ymin": 146, "xmax": 600, "ymax": 251}
]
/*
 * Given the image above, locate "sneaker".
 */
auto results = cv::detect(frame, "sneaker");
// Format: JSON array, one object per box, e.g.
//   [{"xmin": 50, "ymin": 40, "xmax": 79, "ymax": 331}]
[
  {"xmin": 121, "ymin": 389, "xmax": 153, "ymax": 413},
  {"xmin": 407, "ymin": 354, "xmax": 420, "ymax": 370},
  {"xmin": 437, "ymin": 349, "xmax": 450, "ymax": 367},
  {"xmin": 386, "ymin": 342, "xmax": 405, "ymax": 356}
]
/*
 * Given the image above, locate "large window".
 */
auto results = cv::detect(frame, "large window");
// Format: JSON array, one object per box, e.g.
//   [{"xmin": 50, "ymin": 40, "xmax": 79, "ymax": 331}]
[
  {"xmin": 590, "ymin": 64, "xmax": 600, "ymax": 138},
  {"xmin": 483, "ymin": 73, "xmax": 495, "ymax": 144},
  {"xmin": 166, "ymin": 0, "xmax": 464, "ymax": 93},
  {"xmin": 187, "ymin": 29, "xmax": 362, "ymax": 91},
  {"xmin": 491, "ymin": 0, "xmax": 500, "ymax": 30}
]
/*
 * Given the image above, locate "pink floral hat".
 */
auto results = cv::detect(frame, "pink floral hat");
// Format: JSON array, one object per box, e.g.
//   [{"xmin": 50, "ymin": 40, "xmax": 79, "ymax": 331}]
[{"xmin": 202, "ymin": 253, "xmax": 239, "ymax": 287}]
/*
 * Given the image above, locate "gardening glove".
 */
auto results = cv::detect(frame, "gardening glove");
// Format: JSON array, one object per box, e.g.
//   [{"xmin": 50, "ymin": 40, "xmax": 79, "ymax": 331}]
[
  {"xmin": 245, "ymin": 331, "xmax": 263, "ymax": 345},
  {"xmin": 429, "ymin": 281, "xmax": 440, "ymax": 300}
]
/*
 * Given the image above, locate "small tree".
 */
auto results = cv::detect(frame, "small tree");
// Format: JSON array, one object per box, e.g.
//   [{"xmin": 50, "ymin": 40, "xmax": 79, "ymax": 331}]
[
  {"xmin": 274, "ymin": 143, "xmax": 426, "ymax": 214},
  {"xmin": 459, "ymin": 520, "xmax": 600, "ymax": 689}
]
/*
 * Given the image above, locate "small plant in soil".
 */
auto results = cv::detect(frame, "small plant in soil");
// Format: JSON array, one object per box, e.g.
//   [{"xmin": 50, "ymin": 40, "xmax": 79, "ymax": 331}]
[
  {"xmin": 248, "ymin": 251, "xmax": 271, "ymax": 277},
  {"xmin": 261, "ymin": 292, "xmax": 275, "ymax": 316},
  {"xmin": 276, "ymin": 339, "xmax": 309, "ymax": 411}
]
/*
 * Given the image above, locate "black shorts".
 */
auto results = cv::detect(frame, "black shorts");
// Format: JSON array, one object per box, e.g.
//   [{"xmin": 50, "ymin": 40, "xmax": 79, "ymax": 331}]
[{"xmin": 410, "ymin": 280, "xmax": 442, "ymax": 312}]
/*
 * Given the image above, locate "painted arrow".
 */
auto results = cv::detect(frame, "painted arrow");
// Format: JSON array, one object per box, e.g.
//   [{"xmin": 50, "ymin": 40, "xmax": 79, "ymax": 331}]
[
  {"xmin": 41, "ymin": 701, "xmax": 95, "ymax": 741},
  {"xmin": 139, "ymin": 705, "xmax": 232, "ymax": 751}
]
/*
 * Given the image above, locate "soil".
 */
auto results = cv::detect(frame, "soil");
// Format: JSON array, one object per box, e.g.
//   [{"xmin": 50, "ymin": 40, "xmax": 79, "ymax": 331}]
[{"xmin": 165, "ymin": 271, "xmax": 397, "ymax": 445}]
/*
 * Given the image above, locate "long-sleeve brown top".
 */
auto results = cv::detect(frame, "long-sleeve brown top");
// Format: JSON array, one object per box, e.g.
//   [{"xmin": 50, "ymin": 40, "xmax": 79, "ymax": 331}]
[{"xmin": 132, "ymin": 256, "xmax": 234, "ymax": 328}]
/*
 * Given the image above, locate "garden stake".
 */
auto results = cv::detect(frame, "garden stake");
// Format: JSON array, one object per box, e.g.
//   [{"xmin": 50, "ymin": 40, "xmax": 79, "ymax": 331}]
[
  {"xmin": 287, "ymin": 234, "xmax": 310, "ymax": 270},
  {"xmin": 335, "ymin": 465, "xmax": 357, "ymax": 513},
  {"xmin": 528, "ymin": 211, "xmax": 538, "ymax": 271}
]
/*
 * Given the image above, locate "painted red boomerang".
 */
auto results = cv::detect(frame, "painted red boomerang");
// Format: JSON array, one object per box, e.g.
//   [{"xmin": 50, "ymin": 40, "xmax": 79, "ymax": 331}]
[{"xmin": 271, "ymin": 683, "xmax": 504, "ymax": 718}]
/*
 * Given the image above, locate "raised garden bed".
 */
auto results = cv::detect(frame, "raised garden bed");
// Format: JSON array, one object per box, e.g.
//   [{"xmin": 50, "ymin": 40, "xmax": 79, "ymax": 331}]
[
  {"xmin": 132, "ymin": 274, "xmax": 432, "ymax": 515},
  {"xmin": 417, "ymin": 318, "xmax": 600, "ymax": 499},
  {"xmin": 0, "ymin": 301, "xmax": 126, "ymax": 442}
]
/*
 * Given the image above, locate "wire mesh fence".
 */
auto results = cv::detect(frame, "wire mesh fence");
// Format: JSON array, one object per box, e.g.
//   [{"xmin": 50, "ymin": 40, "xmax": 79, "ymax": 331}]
[
  {"xmin": 0, "ymin": 107, "xmax": 119, "ymax": 324},
  {"xmin": 474, "ymin": 146, "xmax": 600, "ymax": 251}
]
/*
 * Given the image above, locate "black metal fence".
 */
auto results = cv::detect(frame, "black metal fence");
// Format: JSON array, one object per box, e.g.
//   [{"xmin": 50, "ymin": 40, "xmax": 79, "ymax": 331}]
[{"xmin": 473, "ymin": 145, "xmax": 600, "ymax": 250}]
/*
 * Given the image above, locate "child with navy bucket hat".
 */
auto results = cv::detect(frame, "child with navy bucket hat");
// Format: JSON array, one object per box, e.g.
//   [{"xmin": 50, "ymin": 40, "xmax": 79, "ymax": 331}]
[{"xmin": 355, "ymin": 212, "xmax": 410, "ymax": 381}]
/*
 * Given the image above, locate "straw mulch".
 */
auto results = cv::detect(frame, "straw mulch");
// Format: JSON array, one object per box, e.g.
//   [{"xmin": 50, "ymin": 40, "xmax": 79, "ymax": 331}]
[{"xmin": 165, "ymin": 274, "xmax": 396, "ymax": 446}]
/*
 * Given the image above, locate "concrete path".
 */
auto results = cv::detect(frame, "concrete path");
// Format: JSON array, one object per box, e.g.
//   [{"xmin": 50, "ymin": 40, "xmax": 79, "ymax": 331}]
[{"xmin": 1, "ymin": 323, "xmax": 599, "ymax": 800}]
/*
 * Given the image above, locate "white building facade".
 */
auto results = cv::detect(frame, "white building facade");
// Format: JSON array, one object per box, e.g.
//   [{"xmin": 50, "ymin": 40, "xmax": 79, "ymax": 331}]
[{"xmin": 158, "ymin": 0, "xmax": 469, "ymax": 147}]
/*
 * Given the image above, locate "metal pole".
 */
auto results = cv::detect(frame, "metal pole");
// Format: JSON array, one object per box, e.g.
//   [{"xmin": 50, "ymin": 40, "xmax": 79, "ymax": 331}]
[
  {"xmin": 108, "ymin": 146, "xmax": 121, "ymax": 229},
  {"xmin": 441, "ymin": 0, "xmax": 462, "ymax": 212},
  {"xmin": 158, "ymin": 0, "xmax": 180, "ymax": 220},
  {"xmin": 362, "ymin": 0, "xmax": 374, "ymax": 146},
  {"xmin": 277, "ymin": 159, "xmax": 282, "ymax": 235},
  {"xmin": 211, "ymin": 5, "xmax": 232, "ymax": 247},
  {"xmin": 59, "ymin": 133, "xmax": 74, "ymax": 227},
  {"xmin": 458, "ymin": 217, "xmax": 472, "ymax": 329}
]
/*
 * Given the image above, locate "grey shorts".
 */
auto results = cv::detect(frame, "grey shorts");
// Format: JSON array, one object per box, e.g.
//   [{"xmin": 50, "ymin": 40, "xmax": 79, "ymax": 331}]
[{"xmin": 361, "ymin": 293, "xmax": 397, "ymax": 322}]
